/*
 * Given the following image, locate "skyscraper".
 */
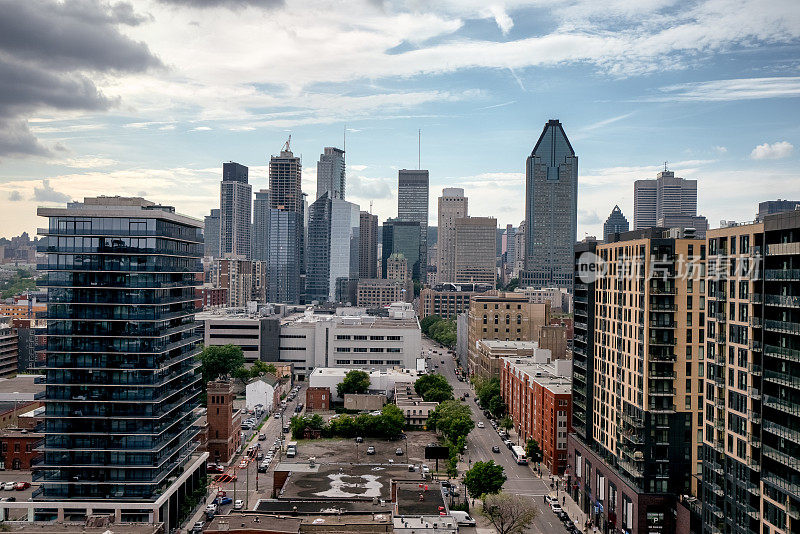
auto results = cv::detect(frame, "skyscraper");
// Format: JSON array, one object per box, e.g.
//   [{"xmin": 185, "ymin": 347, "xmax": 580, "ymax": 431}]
[
  {"xmin": 436, "ymin": 188, "xmax": 468, "ymax": 284},
  {"xmin": 220, "ymin": 161, "xmax": 252, "ymax": 259},
  {"xmin": 755, "ymin": 198, "xmax": 799, "ymax": 221},
  {"xmin": 316, "ymin": 147, "xmax": 345, "ymax": 201},
  {"xmin": 633, "ymin": 170, "xmax": 697, "ymax": 230},
  {"xmin": 306, "ymin": 193, "xmax": 360, "ymax": 302},
  {"xmin": 204, "ymin": 208, "xmax": 220, "ymax": 258},
  {"xmin": 602, "ymin": 205, "xmax": 629, "ymax": 242},
  {"xmin": 521, "ymin": 119, "xmax": 577, "ymax": 290},
  {"xmin": 36, "ymin": 197, "xmax": 204, "ymax": 522},
  {"xmin": 382, "ymin": 218, "xmax": 421, "ymax": 281},
  {"xmin": 359, "ymin": 211, "xmax": 378, "ymax": 279},
  {"xmin": 252, "ymin": 189, "xmax": 271, "ymax": 262},
  {"xmin": 454, "ymin": 216, "xmax": 497, "ymax": 285},
  {"xmin": 268, "ymin": 142, "xmax": 303, "ymax": 304},
  {"xmin": 398, "ymin": 169, "xmax": 429, "ymax": 282}
]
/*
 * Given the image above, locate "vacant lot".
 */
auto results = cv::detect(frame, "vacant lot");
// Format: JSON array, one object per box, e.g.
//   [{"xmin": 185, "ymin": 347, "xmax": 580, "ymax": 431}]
[{"xmin": 291, "ymin": 430, "xmax": 438, "ymax": 469}]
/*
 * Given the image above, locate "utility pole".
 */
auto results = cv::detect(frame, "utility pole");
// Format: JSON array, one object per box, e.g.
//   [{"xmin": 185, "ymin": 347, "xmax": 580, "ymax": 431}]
[{"xmin": 246, "ymin": 459, "xmax": 250, "ymax": 509}]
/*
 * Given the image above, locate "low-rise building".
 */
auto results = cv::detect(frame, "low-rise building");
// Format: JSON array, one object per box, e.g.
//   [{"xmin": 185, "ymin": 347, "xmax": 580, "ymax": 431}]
[
  {"xmin": 199, "ymin": 310, "xmax": 281, "ymax": 362},
  {"xmin": 514, "ymin": 286, "xmax": 572, "ymax": 313},
  {"xmin": 245, "ymin": 375, "xmax": 278, "ymax": 412},
  {"xmin": 0, "ymin": 428, "xmax": 42, "ymax": 470},
  {"xmin": 196, "ymin": 285, "xmax": 228, "ymax": 308},
  {"xmin": 500, "ymin": 356, "xmax": 572, "ymax": 474},
  {"xmin": 305, "ymin": 386, "xmax": 330, "ymax": 411},
  {"xmin": 417, "ymin": 283, "xmax": 492, "ymax": 320},
  {"xmin": 356, "ymin": 278, "xmax": 406, "ymax": 308},
  {"xmin": 343, "ymin": 393, "xmax": 386, "ymax": 412},
  {"xmin": 394, "ymin": 383, "xmax": 437, "ymax": 428},
  {"xmin": 308, "ymin": 367, "xmax": 418, "ymax": 402},
  {"xmin": 474, "ymin": 339, "xmax": 551, "ymax": 380},
  {"xmin": 538, "ymin": 324, "xmax": 568, "ymax": 360},
  {"xmin": 207, "ymin": 380, "xmax": 241, "ymax": 465}
]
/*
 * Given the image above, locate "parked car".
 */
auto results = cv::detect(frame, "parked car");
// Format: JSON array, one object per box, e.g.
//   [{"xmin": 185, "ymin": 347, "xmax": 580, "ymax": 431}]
[
  {"xmin": 192, "ymin": 521, "xmax": 204, "ymax": 533},
  {"xmin": 450, "ymin": 511, "xmax": 476, "ymax": 526},
  {"xmin": 216, "ymin": 496, "xmax": 232, "ymax": 506},
  {"xmin": 206, "ymin": 503, "xmax": 217, "ymax": 514},
  {"xmin": 355, "ymin": 436, "xmax": 364, "ymax": 443},
  {"xmin": 477, "ymin": 422, "xmax": 484, "ymax": 428},
  {"xmin": 505, "ymin": 440, "xmax": 514, "ymax": 450},
  {"xmin": 3, "ymin": 482, "xmax": 15, "ymax": 491},
  {"xmin": 14, "ymin": 481, "xmax": 30, "ymax": 491},
  {"xmin": 550, "ymin": 503, "xmax": 564, "ymax": 514},
  {"xmin": 421, "ymin": 465, "xmax": 430, "ymax": 474},
  {"xmin": 234, "ymin": 499, "xmax": 244, "ymax": 510},
  {"xmin": 206, "ymin": 463, "xmax": 224, "ymax": 473},
  {"xmin": 274, "ymin": 413, "xmax": 281, "ymax": 419},
  {"xmin": 492, "ymin": 445, "xmax": 500, "ymax": 453},
  {"xmin": 395, "ymin": 448, "xmax": 404, "ymax": 456},
  {"xmin": 366, "ymin": 446, "xmax": 376, "ymax": 455},
  {"xmin": 258, "ymin": 433, "xmax": 267, "ymax": 440},
  {"xmin": 544, "ymin": 495, "xmax": 557, "ymax": 506}
]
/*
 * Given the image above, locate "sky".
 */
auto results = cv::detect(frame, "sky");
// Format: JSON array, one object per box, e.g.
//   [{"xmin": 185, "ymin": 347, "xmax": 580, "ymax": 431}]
[{"xmin": 1, "ymin": 0, "xmax": 800, "ymax": 239}]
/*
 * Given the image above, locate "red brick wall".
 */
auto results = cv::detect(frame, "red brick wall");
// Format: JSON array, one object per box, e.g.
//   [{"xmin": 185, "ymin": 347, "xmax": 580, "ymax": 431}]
[
  {"xmin": 0, "ymin": 434, "xmax": 42, "ymax": 469},
  {"xmin": 207, "ymin": 382, "xmax": 240, "ymax": 463},
  {"xmin": 305, "ymin": 387, "xmax": 330, "ymax": 412}
]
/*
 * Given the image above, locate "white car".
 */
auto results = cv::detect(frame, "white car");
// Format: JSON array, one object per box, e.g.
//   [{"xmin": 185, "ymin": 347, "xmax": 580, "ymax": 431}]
[
  {"xmin": 421, "ymin": 465, "xmax": 430, "ymax": 474},
  {"xmin": 234, "ymin": 499, "xmax": 244, "ymax": 510},
  {"xmin": 205, "ymin": 503, "xmax": 217, "ymax": 514},
  {"xmin": 2, "ymin": 482, "xmax": 14, "ymax": 491},
  {"xmin": 551, "ymin": 503, "xmax": 563, "ymax": 513},
  {"xmin": 477, "ymin": 422, "xmax": 484, "ymax": 428},
  {"xmin": 274, "ymin": 413, "xmax": 281, "ymax": 419}
]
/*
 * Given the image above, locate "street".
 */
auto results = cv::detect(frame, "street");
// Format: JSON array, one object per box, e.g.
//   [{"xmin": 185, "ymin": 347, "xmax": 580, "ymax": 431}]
[{"xmin": 420, "ymin": 334, "xmax": 573, "ymax": 534}]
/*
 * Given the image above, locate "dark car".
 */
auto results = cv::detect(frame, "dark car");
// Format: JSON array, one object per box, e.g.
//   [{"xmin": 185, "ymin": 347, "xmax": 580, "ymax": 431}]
[
  {"xmin": 492, "ymin": 445, "xmax": 500, "ymax": 453},
  {"xmin": 395, "ymin": 448, "xmax": 404, "ymax": 456},
  {"xmin": 355, "ymin": 436, "xmax": 364, "ymax": 443}
]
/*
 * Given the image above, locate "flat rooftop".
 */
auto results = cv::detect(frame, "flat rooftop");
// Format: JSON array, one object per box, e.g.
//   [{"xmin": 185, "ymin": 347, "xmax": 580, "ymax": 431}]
[
  {"xmin": 275, "ymin": 463, "xmax": 412, "ymax": 501},
  {"xmin": 255, "ymin": 499, "xmax": 392, "ymax": 515},
  {"xmin": 0, "ymin": 375, "xmax": 45, "ymax": 398},
  {"xmin": 0, "ymin": 524, "xmax": 162, "ymax": 534},
  {"xmin": 480, "ymin": 340, "xmax": 540, "ymax": 350},
  {"xmin": 206, "ymin": 514, "xmax": 301, "ymax": 533},
  {"xmin": 395, "ymin": 481, "xmax": 447, "ymax": 516},
  {"xmin": 284, "ymin": 313, "xmax": 418, "ymax": 329},
  {"xmin": 310, "ymin": 368, "xmax": 418, "ymax": 380}
]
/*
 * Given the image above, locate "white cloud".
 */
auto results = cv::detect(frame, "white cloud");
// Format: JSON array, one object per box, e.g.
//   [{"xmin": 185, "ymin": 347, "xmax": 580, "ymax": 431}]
[
  {"xmin": 714, "ymin": 146, "xmax": 727, "ymax": 154},
  {"xmin": 751, "ymin": 141, "xmax": 794, "ymax": 160},
  {"xmin": 487, "ymin": 5, "xmax": 514, "ymax": 34},
  {"xmin": 190, "ymin": 126, "xmax": 212, "ymax": 131},
  {"xmin": 649, "ymin": 77, "xmax": 800, "ymax": 102}
]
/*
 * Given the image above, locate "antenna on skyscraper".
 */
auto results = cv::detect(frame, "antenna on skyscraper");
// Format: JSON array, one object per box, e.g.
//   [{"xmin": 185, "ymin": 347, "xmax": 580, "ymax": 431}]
[
  {"xmin": 418, "ymin": 129, "xmax": 421, "ymax": 169},
  {"xmin": 664, "ymin": 161, "xmax": 668, "ymax": 172},
  {"xmin": 370, "ymin": 200, "xmax": 373, "ymax": 214}
]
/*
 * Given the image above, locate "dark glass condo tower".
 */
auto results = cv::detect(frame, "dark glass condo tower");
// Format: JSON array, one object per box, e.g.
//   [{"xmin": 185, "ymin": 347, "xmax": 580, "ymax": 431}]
[{"xmin": 36, "ymin": 198, "xmax": 203, "ymax": 502}]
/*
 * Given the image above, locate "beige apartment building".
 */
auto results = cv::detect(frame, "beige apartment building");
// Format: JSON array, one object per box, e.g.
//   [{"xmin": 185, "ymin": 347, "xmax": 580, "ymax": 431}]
[
  {"xmin": 475, "ymin": 339, "xmax": 551, "ymax": 379},
  {"xmin": 467, "ymin": 292, "xmax": 550, "ymax": 376},
  {"xmin": 436, "ymin": 188, "xmax": 468, "ymax": 284},
  {"xmin": 454, "ymin": 216, "xmax": 497, "ymax": 285},
  {"xmin": 356, "ymin": 278, "xmax": 405, "ymax": 308}
]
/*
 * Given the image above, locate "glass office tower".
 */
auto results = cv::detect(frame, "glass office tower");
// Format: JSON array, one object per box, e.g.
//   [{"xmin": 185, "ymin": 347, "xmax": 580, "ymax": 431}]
[{"xmin": 36, "ymin": 197, "xmax": 204, "ymax": 502}]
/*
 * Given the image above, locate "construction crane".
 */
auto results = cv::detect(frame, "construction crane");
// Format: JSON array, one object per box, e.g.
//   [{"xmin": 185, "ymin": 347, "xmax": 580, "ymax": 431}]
[{"xmin": 282, "ymin": 135, "xmax": 291, "ymax": 153}]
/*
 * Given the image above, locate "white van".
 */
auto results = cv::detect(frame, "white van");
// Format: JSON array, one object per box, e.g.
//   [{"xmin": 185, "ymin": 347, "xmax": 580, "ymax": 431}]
[{"xmin": 450, "ymin": 511, "xmax": 476, "ymax": 526}]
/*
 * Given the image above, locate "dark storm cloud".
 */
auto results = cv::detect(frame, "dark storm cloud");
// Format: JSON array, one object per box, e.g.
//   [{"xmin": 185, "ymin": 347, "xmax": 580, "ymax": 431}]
[
  {"xmin": 0, "ymin": 0, "xmax": 160, "ymax": 157},
  {"xmin": 158, "ymin": 0, "xmax": 284, "ymax": 9}
]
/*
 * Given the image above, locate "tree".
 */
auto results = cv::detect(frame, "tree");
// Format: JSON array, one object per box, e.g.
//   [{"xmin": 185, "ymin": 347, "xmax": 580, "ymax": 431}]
[
  {"xmin": 337, "ymin": 370, "xmax": 371, "ymax": 397},
  {"xmin": 525, "ymin": 438, "xmax": 543, "ymax": 464},
  {"xmin": 488, "ymin": 395, "xmax": 506, "ymax": 418},
  {"xmin": 197, "ymin": 345, "xmax": 245, "ymax": 384},
  {"xmin": 414, "ymin": 373, "xmax": 453, "ymax": 401},
  {"xmin": 500, "ymin": 417, "xmax": 513, "ymax": 432},
  {"xmin": 427, "ymin": 400, "xmax": 474, "ymax": 444},
  {"xmin": 420, "ymin": 314, "xmax": 442, "ymax": 335},
  {"xmin": 250, "ymin": 360, "xmax": 277, "ymax": 377},
  {"xmin": 232, "ymin": 366, "xmax": 252, "ymax": 385},
  {"xmin": 482, "ymin": 492, "xmax": 537, "ymax": 534},
  {"xmin": 375, "ymin": 404, "xmax": 405, "ymax": 438},
  {"xmin": 464, "ymin": 460, "xmax": 506, "ymax": 497}
]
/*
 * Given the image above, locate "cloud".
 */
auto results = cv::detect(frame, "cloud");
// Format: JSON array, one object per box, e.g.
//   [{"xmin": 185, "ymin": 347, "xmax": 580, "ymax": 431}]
[
  {"xmin": 158, "ymin": 0, "xmax": 284, "ymax": 9},
  {"xmin": 8, "ymin": 191, "xmax": 22, "ymax": 202},
  {"xmin": 579, "ymin": 209, "xmax": 601, "ymax": 225},
  {"xmin": 0, "ymin": 0, "xmax": 160, "ymax": 158},
  {"xmin": 487, "ymin": 5, "xmax": 514, "ymax": 34},
  {"xmin": 581, "ymin": 112, "xmax": 635, "ymax": 132},
  {"xmin": 648, "ymin": 77, "xmax": 800, "ymax": 102},
  {"xmin": 191, "ymin": 126, "xmax": 212, "ymax": 131},
  {"xmin": 713, "ymin": 146, "xmax": 728, "ymax": 154},
  {"xmin": 33, "ymin": 179, "xmax": 71, "ymax": 203},
  {"xmin": 751, "ymin": 141, "xmax": 794, "ymax": 160},
  {"xmin": 348, "ymin": 174, "xmax": 394, "ymax": 200}
]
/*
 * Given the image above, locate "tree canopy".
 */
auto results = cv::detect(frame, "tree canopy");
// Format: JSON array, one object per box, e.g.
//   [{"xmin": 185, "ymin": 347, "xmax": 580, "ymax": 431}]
[
  {"xmin": 427, "ymin": 399, "xmax": 474, "ymax": 445},
  {"xmin": 473, "ymin": 376, "xmax": 506, "ymax": 418},
  {"xmin": 420, "ymin": 314, "xmax": 456, "ymax": 348},
  {"xmin": 414, "ymin": 373, "xmax": 454, "ymax": 402},
  {"xmin": 197, "ymin": 345, "xmax": 245, "ymax": 384},
  {"xmin": 336, "ymin": 370, "xmax": 371, "ymax": 397},
  {"xmin": 482, "ymin": 492, "xmax": 537, "ymax": 534},
  {"xmin": 464, "ymin": 460, "xmax": 506, "ymax": 497},
  {"xmin": 296, "ymin": 404, "xmax": 406, "ymax": 440},
  {"xmin": 525, "ymin": 438, "xmax": 543, "ymax": 464}
]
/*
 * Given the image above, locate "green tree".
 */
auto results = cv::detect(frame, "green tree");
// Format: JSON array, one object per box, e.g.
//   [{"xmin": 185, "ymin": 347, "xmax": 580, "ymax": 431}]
[
  {"xmin": 337, "ymin": 370, "xmax": 371, "ymax": 397},
  {"xmin": 427, "ymin": 400, "xmax": 474, "ymax": 444},
  {"xmin": 476, "ymin": 378, "xmax": 501, "ymax": 407},
  {"xmin": 375, "ymin": 404, "xmax": 405, "ymax": 437},
  {"xmin": 197, "ymin": 345, "xmax": 245, "ymax": 384},
  {"xmin": 488, "ymin": 395, "xmax": 506, "ymax": 418},
  {"xmin": 464, "ymin": 460, "xmax": 506, "ymax": 497},
  {"xmin": 500, "ymin": 417, "xmax": 514, "ymax": 432},
  {"xmin": 232, "ymin": 366, "xmax": 252, "ymax": 384},
  {"xmin": 420, "ymin": 314, "xmax": 442, "ymax": 335},
  {"xmin": 525, "ymin": 438, "xmax": 543, "ymax": 464},
  {"xmin": 250, "ymin": 360, "xmax": 277, "ymax": 377},
  {"xmin": 482, "ymin": 492, "xmax": 537, "ymax": 534},
  {"xmin": 414, "ymin": 373, "xmax": 453, "ymax": 401}
]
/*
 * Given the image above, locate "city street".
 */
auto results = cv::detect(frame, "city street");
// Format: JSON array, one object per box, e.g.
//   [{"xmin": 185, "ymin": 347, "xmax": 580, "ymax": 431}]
[{"xmin": 421, "ymin": 334, "xmax": 574, "ymax": 534}]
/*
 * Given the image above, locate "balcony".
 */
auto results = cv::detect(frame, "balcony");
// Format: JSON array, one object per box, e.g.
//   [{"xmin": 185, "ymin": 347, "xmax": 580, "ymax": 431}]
[
  {"xmin": 617, "ymin": 458, "xmax": 644, "ymax": 479},
  {"xmin": 622, "ymin": 432, "xmax": 645, "ymax": 445},
  {"xmin": 765, "ymin": 294, "xmax": 800, "ymax": 308},
  {"xmin": 764, "ymin": 344, "xmax": 800, "ymax": 363},
  {"xmin": 763, "ymin": 444, "xmax": 800, "ymax": 470},
  {"xmin": 747, "ymin": 410, "xmax": 761, "ymax": 424},
  {"xmin": 749, "ymin": 339, "xmax": 763, "ymax": 352},
  {"xmin": 715, "ymin": 332, "xmax": 727, "ymax": 344},
  {"xmin": 649, "ymin": 337, "xmax": 677, "ymax": 346},
  {"xmin": 650, "ymin": 404, "xmax": 676, "ymax": 413},
  {"xmin": 764, "ymin": 320, "xmax": 800, "ymax": 335},
  {"xmin": 747, "ymin": 432, "xmax": 761, "ymax": 448},
  {"xmin": 765, "ymin": 269, "xmax": 800, "ymax": 281},
  {"xmin": 748, "ymin": 387, "xmax": 762, "ymax": 401},
  {"xmin": 749, "ymin": 316, "xmax": 762, "ymax": 328},
  {"xmin": 764, "ymin": 395, "xmax": 800, "ymax": 416},
  {"xmin": 621, "ymin": 412, "xmax": 645, "ymax": 428},
  {"xmin": 748, "ymin": 363, "xmax": 762, "ymax": 376},
  {"xmin": 648, "ymin": 388, "xmax": 676, "ymax": 396},
  {"xmin": 650, "ymin": 286, "xmax": 676, "ymax": 295},
  {"xmin": 764, "ymin": 370, "xmax": 800, "ymax": 390},
  {"xmin": 749, "ymin": 293, "xmax": 763, "ymax": 304},
  {"xmin": 767, "ymin": 242, "xmax": 800, "ymax": 256},
  {"xmin": 763, "ymin": 420, "xmax": 800, "ymax": 446}
]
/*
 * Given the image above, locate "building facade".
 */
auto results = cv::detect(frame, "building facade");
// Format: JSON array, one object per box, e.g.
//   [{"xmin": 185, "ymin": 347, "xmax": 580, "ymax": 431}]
[
  {"xmin": 36, "ymin": 197, "xmax": 205, "ymax": 522},
  {"xmin": 466, "ymin": 293, "xmax": 551, "ymax": 376},
  {"xmin": 756, "ymin": 199, "xmax": 799, "ymax": 222},
  {"xmin": 316, "ymin": 147, "xmax": 346, "ymax": 201},
  {"xmin": 306, "ymin": 194, "xmax": 360, "ymax": 302},
  {"xmin": 382, "ymin": 219, "xmax": 422, "ymax": 281},
  {"xmin": 633, "ymin": 170, "xmax": 698, "ymax": 231},
  {"xmin": 454, "ymin": 216, "xmax": 497, "ymax": 285},
  {"xmin": 356, "ymin": 279, "xmax": 405, "ymax": 309},
  {"xmin": 475, "ymin": 339, "xmax": 551, "ymax": 380},
  {"xmin": 500, "ymin": 356, "xmax": 572, "ymax": 474},
  {"xmin": 417, "ymin": 283, "xmax": 492, "ymax": 320},
  {"xmin": 204, "ymin": 208, "xmax": 220, "ymax": 258},
  {"xmin": 521, "ymin": 119, "xmax": 578, "ymax": 291},
  {"xmin": 206, "ymin": 380, "xmax": 241, "ymax": 464},
  {"xmin": 252, "ymin": 189, "xmax": 271, "ymax": 262},
  {"xmin": 436, "ymin": 188, "xmax": 468, "ymax": 284},
  {"xmin": 603, "ymin": 205, "xmax": 629, "ymax": 242},
  {"xmin": 567, "ymin": 228, "xmax": 706, "ymax": 534},
  {"xmin": 397, "ymin": 170, "xmax": 429, "ymax": 282},
  {"xmin": 268, "ymin": 145, "xmax": 304, "ymax": 304},
  {"xmin": 213, "ymin": 256, "xmax": 253, "ymax": 308},
  {"xmin": 359, "ymin": 211, "xmax": 378, "ymax": 280},
  {"xmin": 0, "ymin": 324, "xmax": 18, "ymax": 378},
  {"xmin": 220, "ymin": 162, "xmax": 252, "ymax": 260}
]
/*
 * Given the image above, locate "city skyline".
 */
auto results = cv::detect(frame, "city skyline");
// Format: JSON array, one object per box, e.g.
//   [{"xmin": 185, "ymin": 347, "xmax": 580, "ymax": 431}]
[{"xmin": 1, "ymin": 1, "xmax": 799, "ymax": 239}]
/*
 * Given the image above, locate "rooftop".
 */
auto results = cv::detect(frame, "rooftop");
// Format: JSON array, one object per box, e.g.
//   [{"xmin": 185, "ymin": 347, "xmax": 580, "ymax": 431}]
[
  {"xmin": 310, "ymin": 368, "xmax": 418, "ymax": 380},
  {"xmin": 395, "ymin": 481, "xmax": 447, "ymax": 516},
  {"xmin": 206, "ymin": 515, "xmax": 301, "ymax": 533},
  {"xmin": 273, "ymin": 463, "xmax": 413, "ymax": 501},
  {"xmin": 479, "ymin": 340, "xmax": 540, "ymax": 350},
  {"xmin": 0, "ymin": 375, "xmax": 45, "ymax": 398},
  {"xmin": 502, "ymin": 357, "xmax": 572, "ymax": 394}
]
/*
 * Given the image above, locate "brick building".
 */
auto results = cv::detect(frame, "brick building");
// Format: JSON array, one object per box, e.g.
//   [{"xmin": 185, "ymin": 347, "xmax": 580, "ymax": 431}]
[
  {"xmin": 500, "ymin": 356, "xmax": 572, "ymax": 475},
  {"xmin": 305, "ymin": 387, "xmax": 330, "ymax": 412},
  {"xmin": 196, "ymin": 286, "xmax": 228, "ymax": 308},
  {"xmin": 206, "ymin": 380, "xmax": 241, "ymax": 464},
  {"xmin": 538, "ymin": 324, "xmax": 568, "ymax": 360},
  {"xmin": 0, "ymin": 428, "xmax": 43, "ymax": 470}
]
